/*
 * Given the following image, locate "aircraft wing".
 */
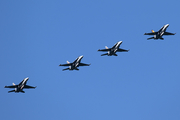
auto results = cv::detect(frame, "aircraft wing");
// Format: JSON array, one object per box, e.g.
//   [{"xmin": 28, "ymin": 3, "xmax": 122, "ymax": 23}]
[
  {"xmin": 59, "ymin": 63, "xmax": 72, "ymax": 66},
  {"xmin": 98, "ymin": 49, "xmax": 111, "ymax": 51},
  {"xmin": 4, "ymin": 85, "xmax": 18, "ymax": 88},
  {"xmin": 117, "ymin": 48, "xmax": 129, "ymax": 52},
  {"xmin": 144, "ymin": 32, "xmax": 157, "ymax": 35},
  {"xmin": 163, "ymin": 32, "xmax": 176, "ymax": 35},
  {"xmin": 24, "ymin": 85, "xmax": 36, "ymax": 89},
  {"xmin": 79, "ymin": 63, "xmax": 90, "ymax": 66}
]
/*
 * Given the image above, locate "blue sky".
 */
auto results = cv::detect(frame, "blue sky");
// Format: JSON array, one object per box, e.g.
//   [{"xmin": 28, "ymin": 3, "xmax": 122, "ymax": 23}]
[{"xmin": 0, "ymin": 0, "xmax": 180, "ymax": 120}]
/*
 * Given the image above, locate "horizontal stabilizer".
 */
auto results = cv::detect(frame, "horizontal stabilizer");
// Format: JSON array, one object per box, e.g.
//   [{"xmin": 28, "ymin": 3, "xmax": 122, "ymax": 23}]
[
  {"xmin": 75, "ymin": 68, "xmax": 79, "ymax": 70},
  {"xmin": 8, "ymin": 90, "xmax": 15, "ymax": 93},
  {"xmin": 62, "ymin": 68, "xmax": 69, "ymax": 71},
  {"xmin": 101, "ymin": 53, "xmax": 108, "ymax": 56},
  {"xmin": 20, "ymin": 91, "xmax": 25, "ymax": 93},
  {"xmin": 113, "ymin": 54, "xmax": 118, "ymax": 56},
  {"xmin": 147, "ymin": 37, "xmax": 154, "ymax": 40}
]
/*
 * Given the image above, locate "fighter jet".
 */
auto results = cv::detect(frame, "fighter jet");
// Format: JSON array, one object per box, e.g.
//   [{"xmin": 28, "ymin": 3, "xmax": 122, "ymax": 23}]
[
  {"xmin": 144, "ymin": 24, "xmax": 176, "ymax": 40},
  {"xmin": 98, "ymin": 41, "xmax": 129, "ymax": 56},
  {"xmin": 4, "ymin": 77, "xmax": 36, "ymax": 93},
  {"xmin": 59, "ymin": 55, "xmax": 90, "ymax": 71}
]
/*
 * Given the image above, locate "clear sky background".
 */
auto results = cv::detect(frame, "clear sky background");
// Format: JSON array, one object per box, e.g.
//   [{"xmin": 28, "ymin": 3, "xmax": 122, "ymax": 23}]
[{"xmin": 0, "ymin": 0, "xmax": 180, "ymax": 120}]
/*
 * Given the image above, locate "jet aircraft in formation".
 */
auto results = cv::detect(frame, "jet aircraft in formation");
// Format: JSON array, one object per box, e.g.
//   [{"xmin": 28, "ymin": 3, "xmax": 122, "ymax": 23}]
[
  {"xmin": 4, "ymin": 77, "xmax": 36, "ymax": 93},
  {"xmin": 5, "ymin": 24, "xmax": 176, "ymax": 93},
  {"xmin": 98, "ymin": 41, "xmax": 129, "ymax": 56},
  {"xmin": 144, "ymin": 24, "xmax": 176, "ymax": 40},
  {"xmin": 59, "ymin": 55, "xmax": 90, "ymax": 71}
]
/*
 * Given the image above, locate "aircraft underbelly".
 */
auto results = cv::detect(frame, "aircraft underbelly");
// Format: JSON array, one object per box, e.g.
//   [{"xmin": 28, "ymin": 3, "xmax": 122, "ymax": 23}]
[{"xmin": 69, "ymin": 66, "xmax": 74, "ymax": 70}]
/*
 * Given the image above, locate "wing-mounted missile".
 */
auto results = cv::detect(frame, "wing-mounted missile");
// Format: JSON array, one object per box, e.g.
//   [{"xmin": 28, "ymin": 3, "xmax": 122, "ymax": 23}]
[
  {"xmin": 12, "ymin": 83, "xmax": 16, "ymax": 86},
  {"xmin": 67, "ymin": 61, "xmax": 70, "ymax": 64},
  {"xmin": 105, "ymin": 46, "xmax": 108, "ymax": 49}
]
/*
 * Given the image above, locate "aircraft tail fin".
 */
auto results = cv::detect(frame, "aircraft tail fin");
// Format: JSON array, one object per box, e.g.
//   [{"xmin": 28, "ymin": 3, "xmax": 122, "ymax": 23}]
[
  {"xmin": 152, "ymin": 30, "xmax": 155, "ymax": 33},
  {"xmin": 105, "ymin": 46, "xmax": 108, "ymax": 49}
]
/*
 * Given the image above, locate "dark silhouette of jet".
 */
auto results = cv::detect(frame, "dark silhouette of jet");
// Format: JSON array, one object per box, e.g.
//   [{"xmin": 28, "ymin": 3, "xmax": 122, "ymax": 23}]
[
  {"xmin": 59, "ymin": 55, "xmax": 90, "ymax": 71},
  {"xmin": 98, "ymin": 41, "xmax": 129, "ymax": 56},
  {"xmin": 144, "ymin": 24, "xmax": 176, "ymax": 40},
  {"xmin": 4, "ymin": 77, "xmax": 36, "ymax": 93}
]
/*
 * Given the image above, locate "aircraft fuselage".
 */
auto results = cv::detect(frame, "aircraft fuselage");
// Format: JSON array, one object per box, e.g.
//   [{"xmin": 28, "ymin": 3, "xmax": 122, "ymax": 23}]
[
  {"xmin": 154, "ymin": 24, "xmax": 169, "ymax": 39},
  {"xmin": 15, "ymin": 77, "xmax": 29, "ymax": 92},
  {"xmin": 108, "ymin": 41, "xmax": 121, "ymax": 56},
  {"xmin": 4, "ymin": 77, "xmax": 36, "ymax": 93},
  {"xmin": 98, "ymin": 41, "xmax": 128, "ymax": 56},
  {"xmin": 59, "ymin": 55, "xmax": 90, "ymax": 71},
  {"xmin": 144, "ymin": 24, "xmax": 175, "ymax": 40},
  {"xmin": 69, "ymin": 56, "xmax": 83, "ymax": 70}
]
